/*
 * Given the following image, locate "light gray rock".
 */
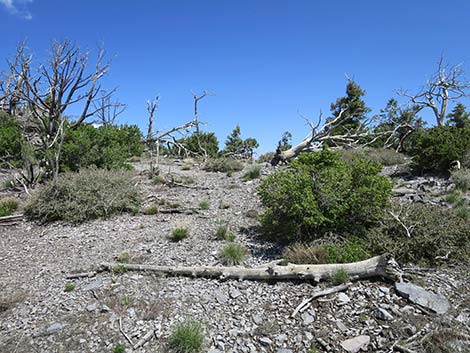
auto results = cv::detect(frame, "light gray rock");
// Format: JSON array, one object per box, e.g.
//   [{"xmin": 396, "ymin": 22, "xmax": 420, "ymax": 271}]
[
  {"xmin": 337, "ymin": 292, "xmax": 351, "ymax": 304},
  {"xmin": 375, "ymin": 308, "xmax": 394, "ymax": 321},
  {"xmin": 276, "ymin": 350, "xmax": 294, "ymax": 353},
  {"xmin": 214, "ymin": 290, "xmax": 229, "ymax": 304},
  {"xmin": 340, "ymin": 335, "xmax": 370, "ymax": 353},
  {"xmin": 252, "ymin": 314, "xmax": 263, "ymax": 325},
  {"xmin": 395, "ymin": 282, "xmax": 450, "ymax": 314},
  {"xmin": 229, "ymin": 287, "xmax": 242, "ymax": 299},
  {"xmin": 301, "ymin": 312, "xmax": 315, "ymax": 325},
  {"xmin": 45, "ymin": 322, "xmax": 64, "ymax": 335}
]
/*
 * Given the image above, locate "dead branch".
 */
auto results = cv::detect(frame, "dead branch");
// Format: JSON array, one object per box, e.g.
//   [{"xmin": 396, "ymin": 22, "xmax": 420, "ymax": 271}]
[
  {"xmin": 65, "ymin": 271, "xmax": 97, "ymax": 280},
  {"xmin": 132, "ymin": 329, "xmax": 155, "ymax": 350},
  {"xmin": 119, "ymin": 317, "xmax": 134, "ymax": 346},
  {"xmin": 99, "ymin": 254, "xmax": 400, "ymax": 282},
  {"xmin": 291, "ymin": 283, "xmax": 351, "ymax": 317},
  {"xmin": 0, "ymin": 214, "xmax": 24, "ymax": 225}
]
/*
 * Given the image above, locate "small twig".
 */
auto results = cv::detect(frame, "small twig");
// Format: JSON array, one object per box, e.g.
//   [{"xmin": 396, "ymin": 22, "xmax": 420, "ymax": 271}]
[
  {"xmin": 65, "ymin": 271, "xmax": 97, "ymax": 279},
  {"xmin": 119, "ymin": 317, "xmax": 134, "ymax": 346},
  {"xmin": 132, "ymin": 329, "xmax": 155, "ymax": 350}
]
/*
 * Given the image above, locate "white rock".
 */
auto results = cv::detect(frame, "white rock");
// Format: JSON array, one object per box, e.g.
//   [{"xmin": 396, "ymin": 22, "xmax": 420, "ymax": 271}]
[{"xmin": 340, "ymin": 335, "xmax": 370, "ymax": 353}]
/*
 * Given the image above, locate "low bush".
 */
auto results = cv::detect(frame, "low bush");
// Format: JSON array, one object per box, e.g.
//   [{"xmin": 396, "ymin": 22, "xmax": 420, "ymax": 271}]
[
  {"xmin": 259, "ymin": 149, "xmax": 392, "ymax": 243},
  {"xmin": 64, "ymin": 283, "xmax": 76, "ymax": 292},
  {"xmin": 365, "ymin": 202, "xmax": 470, "ymax": 265},
  {"xmin": 203, "ymin": 158, "xmax": 243, "ymax": 173},
  {"xmin": 24, "ymin": 169, "xmax": 141, "ymax": 223},
  {"xmin": 409, "ymin": 126, "xmax": 470, "ymax": 174},
  {"xmin": 283, "ymin": 243, "xmax": 329, "ymax": 264},
  {"xmin": 451, "ymin": 168, "xmax": 470, "ymax": 192},
  {"xmin": 175, "ymin": 132, "xmax": 219, "ymax": 158},
  {"xmin": 215, "ymin": 222, "xmax": 234, "ymax": 241},
  {"xmin": 242, "ymin": 165, "xmax": 261, "ymax": 181},
  {"xmin": 0, "ymin": 112, "xmax": 22, "ymax": 167},
  {"xmin": 168, "ymin": 319, "xmax": 204, "ymax": 353},
  {"xmin": 220, "ymin": 242, "xmax": 247, "ymax": 266},
  {"xmin": 169, "ymin": 227, "xmax": 189, "ymax": 242},
  {"xmin": 0, "ymin": 199, "xmax": 19, "ymax": 217},
  {"xmin": 338, "ymin": 147, "xmax": 407, "ymax": 166}
]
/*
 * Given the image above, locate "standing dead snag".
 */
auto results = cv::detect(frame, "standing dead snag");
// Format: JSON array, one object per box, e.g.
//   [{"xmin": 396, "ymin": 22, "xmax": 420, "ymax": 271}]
[
  {"xmin": 99, "ymin": 254, "xmax": 400, "ymax": 282},
  {"xmin": 399, "ymin": 57, "xmax": 470, "ymax": 126},
  {"xmin": 2, "ymin": 40, "xmax": 116, "ymax": 183}
]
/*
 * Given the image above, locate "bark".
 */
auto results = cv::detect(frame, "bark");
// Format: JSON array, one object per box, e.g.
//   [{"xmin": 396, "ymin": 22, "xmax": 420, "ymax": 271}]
[{"xmin": 100, "ymin": 254, "xmax": 399, "ymax": 282}]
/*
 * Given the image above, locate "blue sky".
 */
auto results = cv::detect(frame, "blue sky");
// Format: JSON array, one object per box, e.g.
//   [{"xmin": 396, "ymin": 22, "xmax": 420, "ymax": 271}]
[{"xmin": 2, "ymin": 0, "xmax": 470, "ymax": 153}]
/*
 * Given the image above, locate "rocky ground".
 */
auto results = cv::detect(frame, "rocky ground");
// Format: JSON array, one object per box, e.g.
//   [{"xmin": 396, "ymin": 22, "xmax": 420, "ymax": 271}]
[{"xmin": 0, "ymin": 159, "xmax": 469, "ymax": 353}]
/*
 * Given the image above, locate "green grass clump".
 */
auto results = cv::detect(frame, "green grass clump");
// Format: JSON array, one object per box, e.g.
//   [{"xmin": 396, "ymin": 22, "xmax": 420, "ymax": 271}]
[
  {"xmin": 152, "ymin": 175, "xmax": 166, "ymax": 185},
  {"xmin": 0, "ymin": 199, "xmax": 19, "ymax": 217},
  {"xmin": 203, "ymin": 158, "xmax": 243, "ymax": 173},
  {"xmin": 169, "ymin": 227, "xmax": 189, "ymax": 242},
  {"xmin": 64, "ymin": 283, "xmax": 76, "ymax": 292},
  {"xmin": 215, "ymin": 222, "xmax": 235, "ymax": 241},
  {"xmin": 220, "ymin": 242, "xmax": 247, "ymax": 266},
  {"xmin": 117, "ymin": 252, "xmax": 130, "ymax": 264},
  {"xmin": 242, "ymin": 165, "xmax": 261, "ymax": 181},
  {"xmin": 142, "ymin": 204, "xmax": 159, "ymax": 215},
  {"xmin": 331, "ymin": 268, "xmax": 349, "ymax": 285},
  {"xmin": 199, "ymin": 200, "xmax": 210, "ymax": 210},
  {"xmin": 113, "ymin": 343, "xmax": 126, "ymax": 353},
  {"xmin": 324, "ymin": 239, "xmax": 370, "ymax": 264},
  {"xmin": 24, "ymin": 169, "xmax": 141, "ymax": 224},
  {"xmin": 168, "ymin": 319, "xmax": 204, "ymax": 353}
]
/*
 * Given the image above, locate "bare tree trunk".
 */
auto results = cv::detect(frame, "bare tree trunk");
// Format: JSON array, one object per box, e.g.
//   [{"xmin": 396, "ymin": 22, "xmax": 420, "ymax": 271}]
[{"xmin": 100, "ymin": 254, "xmax": 399, "ymax": 282}]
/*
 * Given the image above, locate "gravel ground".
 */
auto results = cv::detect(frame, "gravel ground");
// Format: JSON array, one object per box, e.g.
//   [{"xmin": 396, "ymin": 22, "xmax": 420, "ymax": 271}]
[{"xmin": 0, "ymin": 159, "xmax": 469, "ymax": 353}]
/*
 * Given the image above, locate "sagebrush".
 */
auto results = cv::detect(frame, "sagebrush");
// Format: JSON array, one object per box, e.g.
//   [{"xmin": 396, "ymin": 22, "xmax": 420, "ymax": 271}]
[{"xmin": 25, "ymin": 169, "xmax": 141, "ymax": 223}]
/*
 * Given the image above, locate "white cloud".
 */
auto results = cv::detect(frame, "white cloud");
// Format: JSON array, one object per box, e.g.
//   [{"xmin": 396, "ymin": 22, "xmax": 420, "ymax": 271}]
[{"xmin": 0, "ymin": 0, "xmax": 33, "ymax": 20}]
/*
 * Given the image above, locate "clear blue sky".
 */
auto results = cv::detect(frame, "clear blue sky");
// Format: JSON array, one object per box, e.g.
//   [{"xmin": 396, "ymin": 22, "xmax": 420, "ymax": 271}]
[{"xmin": 2, "ymin": 0, "xmax": 470, "ymax": 153}]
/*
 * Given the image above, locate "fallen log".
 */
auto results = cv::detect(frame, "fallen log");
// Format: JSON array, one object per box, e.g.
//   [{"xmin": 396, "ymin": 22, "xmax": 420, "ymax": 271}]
[
  {"xmin": 0, "ymin": 214, "xmax": 24, "ymax": 225},
  {"xmin": 100, "ymin": 254, "xmax": 400, "ymax": 282}
]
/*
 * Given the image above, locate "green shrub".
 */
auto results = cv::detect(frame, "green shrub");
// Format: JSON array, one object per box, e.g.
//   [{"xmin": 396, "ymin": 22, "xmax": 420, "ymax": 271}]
[
  {"xmin": 365, "ymin": 202, "xmax": 470, "ymax": 265},
  {"xmin": 220, "ymin": 242, "xmax": 247, "ymax": 266},
  {"xmin": 339, "ymin": 147, "xmax": 406, "ymax": 166},
  {"xmin": 152, "ymin": 175, "xmax": 166, "ymax": 185},
  {"xmin": 60, "ymin": 124, "xmax": 143, "ymax": 172},
  {"xmin": 203, "ymin": 158, "xmax": 243, "ymax": 173},
  {"xmin": 0, "ymin": 199, "xmax": 19, "ymax": 217},
  {"xmin": 331, "ymin": 268, "xmax": 349, "ymax": 285},
  {"xmin": 24, "ymin": 169, "xmax": 141, "ymax": 223},
  {"xmin": 168, "ymin": 319, "xmax": 204, "ymax": 353},
  {"xmin": 451, "ymin": 168, "xmax": 470, "ymax": 192},
  {"xmin": 258, "ymin": 149, "xmax": 392, "ymax": 243},
  {"xmin": 409, "ymin": 126, "xmax": 470, "ymax": 174},
  {"xmin": 215, "ymin": 222, "xmax": 234, "ymax": 241},
  {"xmin": 176, "ymin": 132, "xmax": 219, "ymax": 158},
  {"xmin": 242, "ymin": 165, "xmax": 262, "ymax": 181},
  {"xmin": 0, "ymin": 112, "xmax": 22, "ymax": 167},
  {"xmin": 142, "ymin": 204, "xmax": 159, "ymax": 215},
  {"xmin": 324, "ymin": 238, "xmax": 370, "ymax": 263},
  {"xmin": 169, "ymin": 227, "xmax": 189, "ymax": 242},
  {"xmin": 199, "ymin": 200, "xmax": 210, "ymax": 210}
]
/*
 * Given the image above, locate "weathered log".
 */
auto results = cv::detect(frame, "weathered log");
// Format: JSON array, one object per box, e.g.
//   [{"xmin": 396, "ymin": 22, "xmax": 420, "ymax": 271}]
[
  {"xmin": 0, "ymin": 214, "xmax": 24, "ymax": 225},
  {"xmin": 100, "ymin": 254, "xmax": 399, "ymax": 282}
]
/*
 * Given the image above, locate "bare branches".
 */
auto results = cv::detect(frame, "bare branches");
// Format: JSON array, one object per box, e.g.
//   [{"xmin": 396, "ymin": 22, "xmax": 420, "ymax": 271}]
[
  {"xmin": 91, "ymin": 89, "xmax": 126, "ymax": 127},
  {"xmin": 399, "ymin": 57, "xmax": 470, "ymax": 126},
  {"xmin": 146, "ymin": 96, "xmax": 159, "ymax": 140}
]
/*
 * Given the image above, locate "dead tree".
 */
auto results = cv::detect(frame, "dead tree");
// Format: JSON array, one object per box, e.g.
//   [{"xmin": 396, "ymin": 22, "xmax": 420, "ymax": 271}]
[
  {"xmin": 146, "ymin": 96, "xmax": 159, "ymax": 141},
  {"xmin": 6, "ymin": 40, "xmax": 113, "ymax": 182},
  {"xmin": 191, "ymin": 90, "xmax": 213, "ymax": 160},
  {"xmin": 399, "ymin": 57, "xmax": 470, "ymax": 126},
  {"xmin": 92, "ymin": 89, "xmax": 126, "ymax": 127}
]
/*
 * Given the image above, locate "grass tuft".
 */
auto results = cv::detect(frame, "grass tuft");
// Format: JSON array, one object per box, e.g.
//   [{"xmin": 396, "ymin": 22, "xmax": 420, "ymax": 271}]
[
  {"xmin": 169, "ymin": 227, "xmax": 189, "ymax": 242},
  {"xmin": 0, "ymin": 198, "xmax": 19, "ymax": 217},
  {"xmin": 220, "ymin": 242, "xmax": 247, "ymax": 266},
  {"xmin": 168, "ymin": 319, "xmax": 204, "ymax": 353},
  {"xmin": 242, "ymin": 165, "xmax": 261, "ymax": 181},
  {"xmin": 331, "ymin": 268, "xmax": 349, "ymax": 285}
]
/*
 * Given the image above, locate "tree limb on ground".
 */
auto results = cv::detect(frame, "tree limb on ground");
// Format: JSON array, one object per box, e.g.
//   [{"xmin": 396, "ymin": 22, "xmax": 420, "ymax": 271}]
[{"xmin": 99, "ymin": 254, "xmax": 400, "ymax": 282}]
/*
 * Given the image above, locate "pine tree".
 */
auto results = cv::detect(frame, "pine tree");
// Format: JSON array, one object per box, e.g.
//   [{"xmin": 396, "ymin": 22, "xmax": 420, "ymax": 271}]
[
  {"xmin": 447, "ymin": 103, "xmax": 470, "ymax": 128},
  {"xmin": 329, "ymin": 80, "xmax": 371, "ymax": 135}
]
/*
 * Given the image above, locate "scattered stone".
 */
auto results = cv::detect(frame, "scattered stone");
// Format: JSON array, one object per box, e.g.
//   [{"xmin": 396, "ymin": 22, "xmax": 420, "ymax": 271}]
[
  {"xmin": 336, "ymin": 319, "xmax": 348, "ymax": 332},
  {"xmin": 337, "ymin": 292, "xmax": 351, "ymax": 304},
  {"xmin": 86, "ymin": 303, "xmax": 98, "ymax": 312},
  {"xmin": 214, "ymin": 290, "xmax": 229, "ymax": 304},
  {"xmin": 276, "ymin": 350, "xmax": 293, "ymax": 353},
  {"xmin": 395, "ymin": 282, "xmax": 450, "ymax": 314},
  {"xmin": 301, "ymin": 312, "xmax": 315, "ymax": 325},
  {"xmin": 252, "ymin": 314, "xmax": 263, "ymax": 325},
  {"xmin": 340, "ymin": 335, "xmax": 370, "ymax": 353},
  {"xmin": 229, "ymin": 287, "xmax": 242, "ymax": 299},
  {"xmin": 375, "ymin": 308, "xmax": 394, "ymax": 321},
  {"xmin": 45, "ymin": 322, "xmax": 64, "ymax": 335},
  {"xmin": 259, "ymin": 337, "xmax": 273, "ymax": 346}
]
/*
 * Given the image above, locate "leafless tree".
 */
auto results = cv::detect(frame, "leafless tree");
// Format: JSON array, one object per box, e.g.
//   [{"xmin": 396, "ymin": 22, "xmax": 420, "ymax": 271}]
[
  {"xmin": 146, "ymin": 96, "xmax": 159, "ymax": 140},
  {"xmin": 4, "ymin": 39, "xmax": 114, "ymax": 182},
  {"xmin": 92, "ymin": 90, "xmax": 126, "ymax": 127},
  {"xmin": 271, "ymin": 108, "xmax": 399, "ymax": 166},
  {"xmin": 191, "ymin": 90, "xmax": 214, "ymax": 160},
  {"xmin": 399, "ymin": 57, "xmax": 470, "ymax": 126}
]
